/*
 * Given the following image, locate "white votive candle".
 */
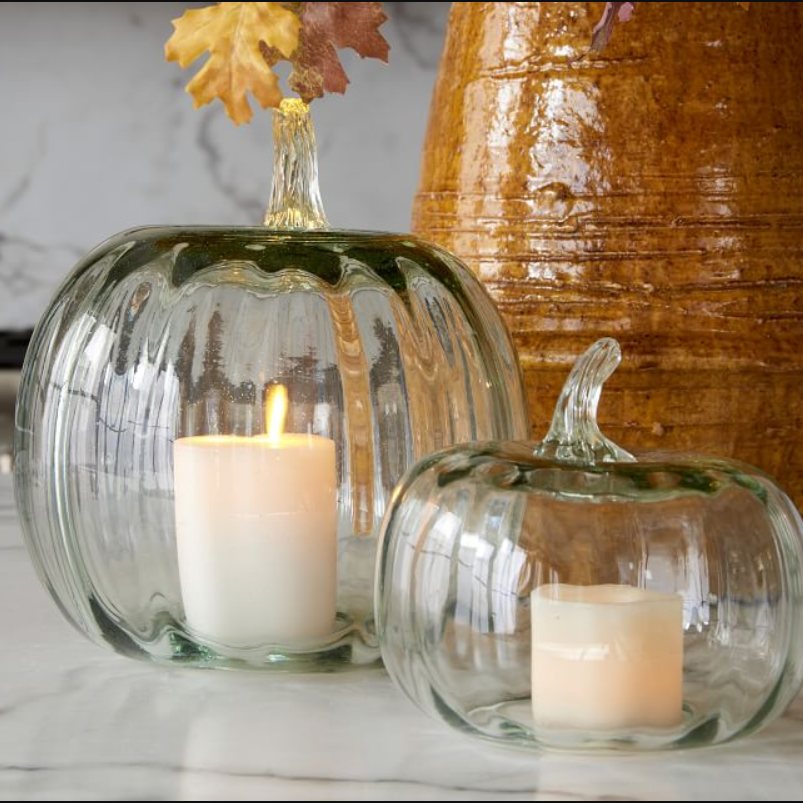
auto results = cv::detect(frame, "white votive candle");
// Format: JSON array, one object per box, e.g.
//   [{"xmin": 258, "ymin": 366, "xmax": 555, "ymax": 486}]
[
  {"xmin": 531, "ymin": 584, "xmax": 683, "ymax": 730},
  {"xmin": 174, "ymin": 388, "xmax": 337, "ymax": 646}
]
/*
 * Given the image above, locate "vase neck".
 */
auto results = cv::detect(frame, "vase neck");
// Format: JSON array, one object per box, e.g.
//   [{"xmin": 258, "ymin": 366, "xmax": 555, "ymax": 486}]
[{"xmin": 263, "ymin": 99, "xmax": 329, "ymax": 230}]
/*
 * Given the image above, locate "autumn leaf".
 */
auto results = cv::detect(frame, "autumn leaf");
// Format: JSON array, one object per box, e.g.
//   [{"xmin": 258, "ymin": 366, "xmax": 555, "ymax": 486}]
[
  {"xmin": 263, "ymin": 2, "xmax": 390, "ymax": 104},
  {"xmin": 165, "ymin": 2, "xmax": 300, "ymax": 125}
]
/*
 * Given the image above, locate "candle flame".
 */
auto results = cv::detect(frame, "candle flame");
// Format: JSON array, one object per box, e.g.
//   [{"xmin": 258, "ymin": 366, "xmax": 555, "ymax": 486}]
[{"xmin": 265, "ymin": 384, "xmax": 288, "ymax": 442}]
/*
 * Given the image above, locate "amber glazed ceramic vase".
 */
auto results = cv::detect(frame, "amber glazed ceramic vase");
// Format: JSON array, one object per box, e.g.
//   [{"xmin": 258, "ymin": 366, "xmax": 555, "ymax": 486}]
[{"xmin": 413, "ymin": 1, "xmax": 803, "ymax": 506}]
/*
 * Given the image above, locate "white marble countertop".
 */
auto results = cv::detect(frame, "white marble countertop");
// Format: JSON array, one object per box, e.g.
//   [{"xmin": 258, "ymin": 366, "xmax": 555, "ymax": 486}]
[{"xmin": 1, "ymin": 476, "xmax": 802, "ymax": 801}]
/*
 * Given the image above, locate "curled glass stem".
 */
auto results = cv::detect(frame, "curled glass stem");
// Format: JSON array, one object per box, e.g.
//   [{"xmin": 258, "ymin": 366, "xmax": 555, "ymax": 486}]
[
  {"xmin": 264, "ymin": 98, "xmax": 329, "ymax": 230},
  {"xmin": 534, "ymin": 337, "xmax": 636, "ymax": 464}
]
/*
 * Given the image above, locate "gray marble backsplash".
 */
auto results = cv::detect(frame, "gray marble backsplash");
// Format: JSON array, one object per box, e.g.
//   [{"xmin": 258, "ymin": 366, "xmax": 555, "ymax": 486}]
[{"xmin": 0, "ymin": 1, "xmax": 450, "ymax": 330}]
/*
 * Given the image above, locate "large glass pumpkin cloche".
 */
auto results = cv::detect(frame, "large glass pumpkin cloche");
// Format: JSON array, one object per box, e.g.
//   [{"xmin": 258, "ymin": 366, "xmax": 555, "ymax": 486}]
[{"xmin": 14, "ymin": 100, "xmax": 529, "ymax": 670}]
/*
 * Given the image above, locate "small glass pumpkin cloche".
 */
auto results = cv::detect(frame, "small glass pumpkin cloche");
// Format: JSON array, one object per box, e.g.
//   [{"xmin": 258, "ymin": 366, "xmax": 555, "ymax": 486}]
[
  {"xmin": 377, "ymin": 338, "xmax": 803, "ymax": 750},
  {"xmin": 14, "ymin": 99, "xmax": 529, "ymax": 671}
]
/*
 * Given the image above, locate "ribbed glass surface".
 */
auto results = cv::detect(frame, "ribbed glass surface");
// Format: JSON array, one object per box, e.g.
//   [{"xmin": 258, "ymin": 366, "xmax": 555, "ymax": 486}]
[
  {"xmin": 15, "ymin": 226, "xmax": 529, "ymax": 669},
  {"xmin": 378, "ymin": 337, "xmax": 803, "ymax": 749},
  {"xmin": 377, "ymin": 443, "xmax": 803, "ymax": 749}
]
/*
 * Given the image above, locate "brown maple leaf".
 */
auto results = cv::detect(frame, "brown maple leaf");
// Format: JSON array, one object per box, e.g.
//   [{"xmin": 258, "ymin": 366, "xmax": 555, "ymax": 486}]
[
  {"xmin": 165, "ymin": 2, "xmax": 300, "ymax": 125},
  {"xmin": 263, "ymin": 2, "xmax": 390, "ymax": 103}
]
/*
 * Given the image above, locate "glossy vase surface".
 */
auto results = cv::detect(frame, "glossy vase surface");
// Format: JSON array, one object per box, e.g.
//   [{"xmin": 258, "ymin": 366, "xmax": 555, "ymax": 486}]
[{"xmin": 412, "ymin": 1, "xmax": 803, "ymax": 506}]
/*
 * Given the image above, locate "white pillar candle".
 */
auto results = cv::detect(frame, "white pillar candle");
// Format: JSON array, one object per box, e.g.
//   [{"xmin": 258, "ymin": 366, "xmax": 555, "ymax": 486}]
[
  {"xmin": 531, "ymin": 584, "xmax": 683, "ymax": 730},
  {"xmin": 173, "ymin": 387, "xmax": 337, "ymax": 646}
]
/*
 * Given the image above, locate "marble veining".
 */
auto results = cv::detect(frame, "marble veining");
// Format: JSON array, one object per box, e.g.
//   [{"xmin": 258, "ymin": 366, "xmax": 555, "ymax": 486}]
[
  {"xmin": 1, "ymin": 476, "xmax": 802, "ymax": 801},
  {"xmin": 0, "ymin": 1, "xmax": 451, "ymax": 330}
]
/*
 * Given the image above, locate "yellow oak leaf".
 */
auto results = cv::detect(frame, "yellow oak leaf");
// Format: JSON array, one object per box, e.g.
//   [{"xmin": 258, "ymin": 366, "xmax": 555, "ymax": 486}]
[{"xmin": 165, "ymin": 2, "xmax": 300, "ymax": 125}]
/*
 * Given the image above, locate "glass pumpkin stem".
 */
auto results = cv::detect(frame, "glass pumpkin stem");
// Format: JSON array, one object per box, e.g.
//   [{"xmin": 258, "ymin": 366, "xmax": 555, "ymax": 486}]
[
  {"xmin": 263, "ymin": 98, "xmax": 329, "ymax": 230},
  {"xmin": 534, "ymin": 337, "xmax": 636, "ymax": 464}
]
